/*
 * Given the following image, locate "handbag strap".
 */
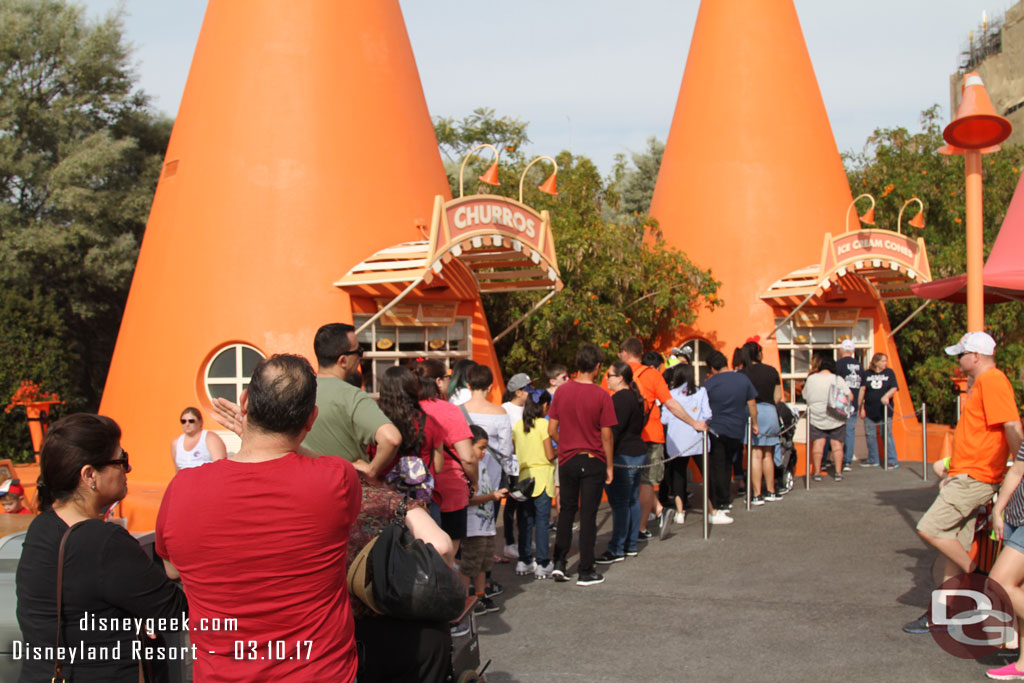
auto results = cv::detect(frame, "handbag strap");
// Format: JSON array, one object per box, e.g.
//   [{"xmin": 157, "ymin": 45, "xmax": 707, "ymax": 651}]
[{"xmin": 53, "ymin": 523, "xmax": 80, "ymax": 683}]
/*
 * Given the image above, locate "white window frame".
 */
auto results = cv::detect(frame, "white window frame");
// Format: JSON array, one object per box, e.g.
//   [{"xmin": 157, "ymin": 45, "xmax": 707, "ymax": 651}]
[
  {"xmin": 774, "ymin": 318, "xmax": 872, "ymax": 407},
  {"xmin": 204, "ymin": 343, "xmax": 265, "ymax": 404},
  {"xmin": 354, "ymin": 315, "xmax": 473, "ymax": 396}
]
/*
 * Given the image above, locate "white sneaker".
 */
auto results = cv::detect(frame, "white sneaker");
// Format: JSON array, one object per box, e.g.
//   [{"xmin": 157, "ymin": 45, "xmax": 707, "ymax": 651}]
[
  {"xmin": 709, "ymin": 511, "xmax": 734, "ymax": 525},
  {"xmin": 674, "ymin": 512, "xmax": 686, "ymax": 524},
  {"xmin": 534, "ymin": 562, "xmax": 553, "ymax": 580},
  {"xmin": 503, "ymin": 543, "xmax": 519, "ymax": 559},
  {"xmin": 515, "ymin": 560, "xmax": 536, "ymax": 576}
]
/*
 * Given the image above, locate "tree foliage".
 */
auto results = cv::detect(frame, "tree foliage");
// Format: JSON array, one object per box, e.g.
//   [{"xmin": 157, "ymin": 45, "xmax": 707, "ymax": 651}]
[
  {"xmin": 433, "ymin": 111, "xmax": 718, "ymax": 379},
  {"xmin": 0, "ymin": 0, "xmax": 171, "ymax": 459},
  {"xmin": 845, "ymin": 106, "xmax": 1024, "ymax": 423}
]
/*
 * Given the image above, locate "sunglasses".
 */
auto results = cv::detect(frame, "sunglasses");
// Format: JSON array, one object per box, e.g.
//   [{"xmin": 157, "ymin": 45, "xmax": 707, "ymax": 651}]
[
  {"xmin": 99, "ymin": 451, "xmax": 131, "ymax": 472},
  {"xmin": 958, "ymin": 351, "xmax": 977, "ymax": 360},
  {"xmin": 339, "ymin": 347, "xmax": 364, "ymax": 358},
  {"xmin": 180, "ymin": 418, "xmax": 197, "ymax": 424},
  {"xmin": 606, "ymin": 373, "xmax": 619, "ymax": 378}
]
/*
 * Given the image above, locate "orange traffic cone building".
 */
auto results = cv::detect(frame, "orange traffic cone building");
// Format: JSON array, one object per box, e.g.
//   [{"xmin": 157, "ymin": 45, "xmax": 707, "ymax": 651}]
[
  {"xmin": 650, "ymin": 0, "xmax": 941, "ymax": 467},
  {"xmin": 98, "ymin": 0, "xmax": 507, "ymax": 528}
]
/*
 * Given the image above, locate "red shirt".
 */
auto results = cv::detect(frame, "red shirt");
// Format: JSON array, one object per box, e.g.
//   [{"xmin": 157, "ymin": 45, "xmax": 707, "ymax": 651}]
[
  {"xmin": 421, "ymin": 399, "xmax": 473, "ymax": 512},
  {"xmin": 548, "ymin": 380, "xmax": 618, "ymax": 465},
  {"xmin": 156, "ymin": 453, "xmax": 361, "ymax": 682}
]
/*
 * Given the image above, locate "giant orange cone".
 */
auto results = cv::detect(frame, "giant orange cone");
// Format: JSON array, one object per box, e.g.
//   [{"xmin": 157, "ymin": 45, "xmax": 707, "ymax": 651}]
[
  {"xmin": 99, "ymin": 0, "xmax": 492, "ymax": 528},
  {"xmin": 944, "ymin": 72, "xmax": 1012, "ymax": 150},
  {"xmin": 650, "ymin": 0, "xmax": 853, "ymax": 361}
]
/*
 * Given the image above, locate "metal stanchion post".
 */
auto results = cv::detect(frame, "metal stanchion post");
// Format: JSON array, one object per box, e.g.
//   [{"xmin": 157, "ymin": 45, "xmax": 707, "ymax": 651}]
[
  {"xmin": 805, "ymin": 410, "xmax": 811, "ymax": 490},
  {"xmin": 921, "ymin": 402, "xmax": 928, "ymax": 482},
  {"xmin": 746, "ymin": 417, "xmax": 752, "ymax": 511},
  {"xmin": 702, "ymin": 432, "xmax": 709, "ymax": 540},
  {"xmin": 883, "ymin": 408, "xmax": 889, "ymax": 471}
]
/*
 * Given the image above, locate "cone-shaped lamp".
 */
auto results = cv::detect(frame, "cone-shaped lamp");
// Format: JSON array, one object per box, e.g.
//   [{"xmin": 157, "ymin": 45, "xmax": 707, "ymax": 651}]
[
  {"xmin": 859, "ymin": 206, "xmax": 876, "ymax": 226},
  {"xmin": 538, "ymin": 172, "xmax": 558, "ymax": 196},
  {"xmin": 908, "ymin": 210, "xmax": 925, "ymax": 229},
  {"xmin": 478, "ymin": 161, "xmax": 500, "ymax": 186},
  {"xmin": 944, "ymin": 73, "xmax": 1012, "ymax": 150}
]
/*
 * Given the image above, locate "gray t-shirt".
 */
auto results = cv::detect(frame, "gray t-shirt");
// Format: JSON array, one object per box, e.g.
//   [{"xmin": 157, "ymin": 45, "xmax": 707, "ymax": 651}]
[
  {"xmin": 802, "ymin": 372, "xmax": 851, "ymax": 431},
  {"xmin": 302, "ymin": 376, "xmax": 391, "ymax": 461}
]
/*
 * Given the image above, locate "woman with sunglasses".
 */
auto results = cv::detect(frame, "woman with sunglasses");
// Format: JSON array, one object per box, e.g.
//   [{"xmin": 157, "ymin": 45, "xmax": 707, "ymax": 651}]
[
  {"xmin": 16, "ymin": 413, "xmax": 188, "ymax": 682},
  {"xmin": 171, "ymin": 406, "xmax": 227, "ymax": 472}
]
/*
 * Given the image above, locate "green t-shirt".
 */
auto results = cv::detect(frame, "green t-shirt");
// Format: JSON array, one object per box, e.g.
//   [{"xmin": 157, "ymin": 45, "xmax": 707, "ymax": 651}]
[{"xmin": 301, "ymin": 377, "xmax": 391, "ymax": 462}]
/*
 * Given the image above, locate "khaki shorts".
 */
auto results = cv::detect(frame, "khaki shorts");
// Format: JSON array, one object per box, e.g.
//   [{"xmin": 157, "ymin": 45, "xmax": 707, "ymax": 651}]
[
  {"xmin": 459, "ymin": 535, "xmax": 494, "ymax": 578},
  {"xmin": 916, "ymin": 475, "xmax": 999, "ymax": 551},
  {"xmin": 641, "ymin": 442, "xmax": 664, "ymax": 486}
]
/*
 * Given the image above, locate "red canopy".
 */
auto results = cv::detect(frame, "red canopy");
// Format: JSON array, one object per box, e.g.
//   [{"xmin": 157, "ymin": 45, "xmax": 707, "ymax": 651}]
[{"xmin": 912, "ymin": 169, "xmax": 1024, "ymax": 304}]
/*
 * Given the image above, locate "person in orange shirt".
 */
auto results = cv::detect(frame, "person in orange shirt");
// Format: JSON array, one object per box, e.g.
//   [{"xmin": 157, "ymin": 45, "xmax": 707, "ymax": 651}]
[
  {"xmin": 602, "ymin": 338, "xmax": 707, "ymax": 540},
  {"xmin": 904, "ymin": 331, "xmax": 1023, "ymax": 635}
]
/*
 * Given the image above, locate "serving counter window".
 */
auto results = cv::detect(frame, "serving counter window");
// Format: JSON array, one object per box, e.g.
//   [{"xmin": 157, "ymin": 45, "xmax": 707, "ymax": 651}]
[
  {"xmin": 774, "ymin": 318, "xmax": 871, "ymax": 405},
  {"xmin": 354, "ymin": 315, "xmax": 471, "ymax": 394}
]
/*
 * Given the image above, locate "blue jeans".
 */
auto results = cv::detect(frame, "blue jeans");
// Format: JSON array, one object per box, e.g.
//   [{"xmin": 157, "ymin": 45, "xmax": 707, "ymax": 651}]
[
  {"xmin": 517, "ymin": 491, "xmax": 552, "ymax": 565},
  {"xmin": 864, "ymin": 416, "xmax": 897, "ymax": 465},
  {"xmin": 843, "ymin": 413, "xmax": 858, "ymax": 465},
  {"xmin": 606, "ymin": 453, "xmax": 645, "ymax": 555}
]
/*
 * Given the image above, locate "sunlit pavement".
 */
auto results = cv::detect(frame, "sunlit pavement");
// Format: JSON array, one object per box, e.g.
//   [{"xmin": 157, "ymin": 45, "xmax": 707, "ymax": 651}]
[{"xmin": 478, "ymin": 463, "xmax": 1014, "ymax": 682}]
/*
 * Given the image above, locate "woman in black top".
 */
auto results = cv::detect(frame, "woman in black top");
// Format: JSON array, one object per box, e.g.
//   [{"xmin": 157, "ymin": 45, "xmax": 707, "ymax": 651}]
[
  {"xmin": 596, "ymin": 361, "xmax": 647, "ymax": 563},
  {"xmin": 740, "ymin": 341, "xmax": 783, "ymax": 504},
  {"xmin": 16, "ymin": 414, "xmax": 188, "ymax": 683}
]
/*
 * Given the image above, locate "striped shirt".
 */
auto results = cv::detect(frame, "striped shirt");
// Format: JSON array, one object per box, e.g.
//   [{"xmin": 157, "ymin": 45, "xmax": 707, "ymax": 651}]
[{"xmin": 1002, "ymin": 441, "xmax": 1024, "ymax": 526}]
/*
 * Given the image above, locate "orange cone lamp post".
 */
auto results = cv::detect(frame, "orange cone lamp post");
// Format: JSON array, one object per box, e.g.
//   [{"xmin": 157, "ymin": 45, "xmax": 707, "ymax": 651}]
[{"xmin": 941, "ymin": 73, "xmax": 1012, "ymax": 332}]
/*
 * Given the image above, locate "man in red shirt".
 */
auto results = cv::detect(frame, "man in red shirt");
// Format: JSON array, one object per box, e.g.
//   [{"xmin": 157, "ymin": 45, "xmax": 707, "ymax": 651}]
[
  {"xmin": 157, "ymin": 354, "xmax": 361, "ymax": 681},
  {"xmin": 603, "ymin": 338, "xmax": 707, "ymax": 538},
  {"xmin": 548, "ymin": 343, "xmax": 617, "ymax": 586}
]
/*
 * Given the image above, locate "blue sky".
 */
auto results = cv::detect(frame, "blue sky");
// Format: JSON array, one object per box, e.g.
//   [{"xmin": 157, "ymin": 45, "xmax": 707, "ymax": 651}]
[{"xmin": 80, "ymin": 0, "xmax": 1009, "ymax": 176}]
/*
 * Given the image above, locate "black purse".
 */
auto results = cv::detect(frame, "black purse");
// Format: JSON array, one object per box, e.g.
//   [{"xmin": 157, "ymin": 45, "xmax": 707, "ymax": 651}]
[{"xmin": 369, "ymin": 497, "xmax": 465, "ymax": 623}]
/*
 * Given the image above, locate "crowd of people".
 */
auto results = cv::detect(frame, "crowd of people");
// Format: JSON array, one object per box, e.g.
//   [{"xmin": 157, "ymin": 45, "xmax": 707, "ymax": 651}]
[{"xmin": 11, "ymin": 322, "xmax": 1024, "ymax": 681}]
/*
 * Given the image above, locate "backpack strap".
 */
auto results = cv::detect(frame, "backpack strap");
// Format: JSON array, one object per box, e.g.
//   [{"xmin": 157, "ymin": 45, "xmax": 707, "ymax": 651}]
[{"xmin": 53, "ymin": 522, "xmax": 83, "ymax": 683}]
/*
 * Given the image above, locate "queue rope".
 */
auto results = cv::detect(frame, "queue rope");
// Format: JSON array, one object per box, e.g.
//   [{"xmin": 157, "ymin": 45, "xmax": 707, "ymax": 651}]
[{"xmin": 609, "ymin": 405, "xmax": 928, "ymax": 469}]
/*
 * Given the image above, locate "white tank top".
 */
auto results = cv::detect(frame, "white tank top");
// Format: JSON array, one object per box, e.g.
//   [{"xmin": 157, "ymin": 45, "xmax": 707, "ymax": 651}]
[{"xmin": 175, "ymin": 431, "xmax": 213, "ymax": 469}]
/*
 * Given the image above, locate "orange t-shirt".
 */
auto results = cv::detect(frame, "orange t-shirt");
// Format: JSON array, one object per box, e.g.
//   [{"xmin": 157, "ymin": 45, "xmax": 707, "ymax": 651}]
[
  {"xmin": 949, "ymin": 367, "xmax": 1020, "ymax": 484},
  {"xmin": 601, "ymin": 361, "xmax": 672, "ymax": 443}
]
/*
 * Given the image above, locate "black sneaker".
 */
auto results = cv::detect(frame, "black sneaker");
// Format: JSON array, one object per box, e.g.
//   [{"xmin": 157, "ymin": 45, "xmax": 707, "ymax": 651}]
[
  {"xmin": 751, "ymin": 495, "xmax": 765, "ymax": 506},
  {"xmin": 576, "ymin": 570, "xmax": 605, "ymax": 586},
  {"xmin": 484, "ymin": 581, "xmax": 503, "ymax": 598},
  {"xmin": 637, "ymin": 529, "xmax": 653, "ymax": 540},
  {"xmin": 903, "ymin": 612, "xmax": 930, "ymax": 634},
  {"xmin": 595, "ymin": 551, "xmax": 625, "ymax": 565},
  {"xmin": 473, "ymin": 597, "xmax": 499, "ymax": 616},
  {"xmin": 625, "ymin": 549, "xmax": 639, "ymax": 557},
  {"xmin": 552, "ymin": 561, "xmax": 570, "ymax": 582}
]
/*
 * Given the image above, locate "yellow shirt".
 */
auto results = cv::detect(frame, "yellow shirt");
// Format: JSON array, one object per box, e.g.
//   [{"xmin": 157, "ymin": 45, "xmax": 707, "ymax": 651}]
[{"xmin": 512, "ymin": 417, "xmax": 556, "ymax": 498}]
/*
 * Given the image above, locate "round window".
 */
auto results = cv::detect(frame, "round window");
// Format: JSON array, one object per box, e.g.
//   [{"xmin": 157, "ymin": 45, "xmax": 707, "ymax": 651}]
[{"xmin": 204, "ymin": 344, "xmax": 265, "ymax": 404}]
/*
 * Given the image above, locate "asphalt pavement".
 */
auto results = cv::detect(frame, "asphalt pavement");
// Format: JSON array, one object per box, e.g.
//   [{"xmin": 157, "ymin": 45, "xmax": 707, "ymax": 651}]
[{"xmin": 476, "ymin": 462, "xmax": 1015, "ymax": 682}]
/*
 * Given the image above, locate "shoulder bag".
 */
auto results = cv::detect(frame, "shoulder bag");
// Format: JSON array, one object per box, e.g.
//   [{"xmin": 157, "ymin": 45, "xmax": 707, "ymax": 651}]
[
  {"xmin": 826, "ymin": 376, "xmax": 855, "ymax": 421},
  {"xmin": 365, "ymin": 496, "xmax": 465, "ymax": 623}
]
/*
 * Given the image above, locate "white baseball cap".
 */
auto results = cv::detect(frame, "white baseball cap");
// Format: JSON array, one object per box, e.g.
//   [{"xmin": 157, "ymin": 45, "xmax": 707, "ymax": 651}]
[
  {"xmin": 839, "ymin": 339, "xmax": 855, "ymax": 352},
  {"xmin": 945, "ymin": 331, "xmax": 996, "ymax": 356}
]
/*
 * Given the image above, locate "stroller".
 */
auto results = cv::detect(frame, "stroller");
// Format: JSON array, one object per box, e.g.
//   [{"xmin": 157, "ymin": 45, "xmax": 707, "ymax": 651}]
[{"xmin": 774, "ymin": 402, "xmax": 799, "ymax": 493}]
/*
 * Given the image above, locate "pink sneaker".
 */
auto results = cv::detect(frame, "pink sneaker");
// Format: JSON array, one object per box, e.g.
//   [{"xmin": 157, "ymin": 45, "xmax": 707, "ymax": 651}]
[{"xmin": 987, "ymin": 662, "xmax": 1024, "ymax": 680}]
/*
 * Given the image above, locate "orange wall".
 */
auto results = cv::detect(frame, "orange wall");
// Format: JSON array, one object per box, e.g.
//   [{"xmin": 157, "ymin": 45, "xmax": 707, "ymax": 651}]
[
  {"xmin": 98, "ymin": 1, "xmax": 503, "ymax": 529},
  {"xmin": 649, "ymin": 0, "xmax": 854, "ymax": 368}
]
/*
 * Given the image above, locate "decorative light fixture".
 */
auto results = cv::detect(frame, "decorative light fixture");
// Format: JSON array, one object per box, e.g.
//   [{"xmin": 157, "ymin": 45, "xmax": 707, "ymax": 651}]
[
  {"xmin": 845, "ymin": 193, "xmax": 876, "ymax": 232},
  {"xmin": 897, "ymin": 197, "xmax": 926, "ymax": 233},
  {"xmin": 458, "ymin": 144, "xmax": 501, "ymax": 198},
  {"xmin": 519, "ymin": 156, "xmax": 559, "ymax": 203}
]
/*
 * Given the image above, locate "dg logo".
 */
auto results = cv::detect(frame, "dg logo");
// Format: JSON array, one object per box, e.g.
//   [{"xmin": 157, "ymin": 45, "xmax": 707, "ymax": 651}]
[{"xmin": 930, "ymin": 573, "xmax": 1015, "ymax": 658}]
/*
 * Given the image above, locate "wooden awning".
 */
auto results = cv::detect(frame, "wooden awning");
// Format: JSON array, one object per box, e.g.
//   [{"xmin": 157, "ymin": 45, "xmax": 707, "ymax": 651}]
[
  {"xmin": 761, "ymin": 229, "xmax": 932, "ymax": 304},
  {"xmin": 335, "ymin": 194, "xmax": 562, "ymax": 294}
]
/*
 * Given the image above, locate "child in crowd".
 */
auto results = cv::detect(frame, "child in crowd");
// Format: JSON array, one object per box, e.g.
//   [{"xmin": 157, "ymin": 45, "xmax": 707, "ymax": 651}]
[
  {"xmin": 0, "ymin": 479, "xmax": 30, "ymax": 514},
  {"xmin": 545, "ymin": 364, "xmax": 568, "ymax": 528},
  {"xmin": 462, "ymin": 425, "xmax": 508, "ymax": 616},
  {"xmin": 512, "ymin": 393, "xmax": 556, "ymax": 578},
  {"xmin": 500, "ymin": 373, "xmax": 533, "ymax": 560}
]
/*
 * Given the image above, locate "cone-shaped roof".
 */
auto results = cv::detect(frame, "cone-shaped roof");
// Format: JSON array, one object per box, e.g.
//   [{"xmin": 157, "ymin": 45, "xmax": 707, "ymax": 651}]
[
  {"xmin": 913, "ymin": 169, "xmax": 1024, "ymax": 303},
  {"xmin": 100, "ymin": 0, "xmax": 454, "ymax": 496},
  {"xmin": 649, "ymin": 0, "xmax": 854, "ymax": 354}
]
